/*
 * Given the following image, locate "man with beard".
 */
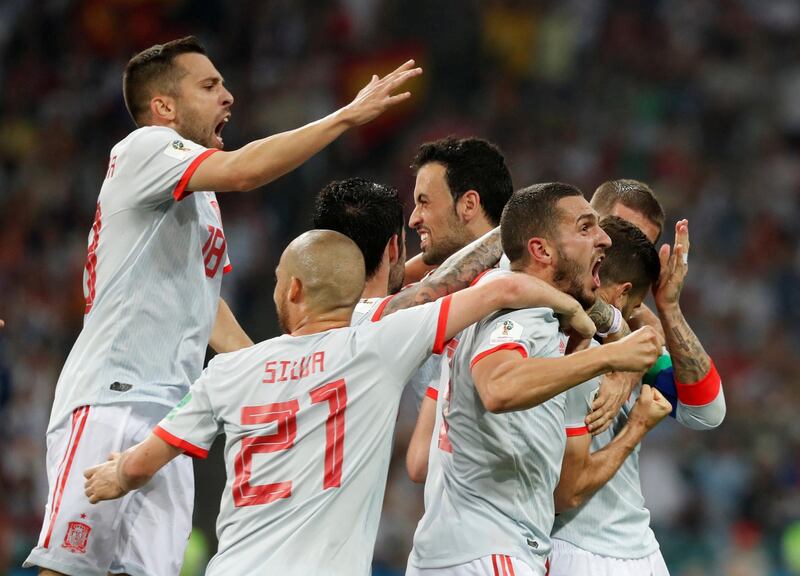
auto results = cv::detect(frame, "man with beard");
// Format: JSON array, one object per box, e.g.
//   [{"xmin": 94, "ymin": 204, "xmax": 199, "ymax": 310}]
[
  {"xmin": 26, "ymin": 36, "xmax": 422, "ymax": 576},
  {"xmin": 83, "ymin": 230, "xmax": 598, "ymax": 575},
  {"xmin": 406, "ymin": 183, "xmax": 663, "ymax": 576},
  {"xmin": 549, "ymin": 185, "xmax": 725, "ymax": 575}
]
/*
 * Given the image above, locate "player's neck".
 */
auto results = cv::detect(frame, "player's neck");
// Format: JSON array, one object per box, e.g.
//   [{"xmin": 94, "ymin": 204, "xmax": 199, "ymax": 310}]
[
  {"xmin": 361, "ymin": 272, "xmax": 389, "ymax": 299},
  {"xmin": 290, "ymin": 312, "xmax": 352, "ymax": 336}
]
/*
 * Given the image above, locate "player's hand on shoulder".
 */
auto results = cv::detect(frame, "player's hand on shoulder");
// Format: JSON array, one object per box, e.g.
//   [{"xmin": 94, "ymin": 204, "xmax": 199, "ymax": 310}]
[
  {"xmin": 606, "ymin": 326, "xmax": 660, "ymax": 373},
  {"xmin": 342, "ymin": 60, "xmax": 423, "ymax": 126},
  {"xmin": 629, "ymin": 384, "xmax": 672, "ymax": 430},
  {"xmin": 585, "ymin": 371, "xmax": 638, "ymax": 435},
  {"xmin": 84, "ymin": 452, "xmax": 126, "ymax": 504}
]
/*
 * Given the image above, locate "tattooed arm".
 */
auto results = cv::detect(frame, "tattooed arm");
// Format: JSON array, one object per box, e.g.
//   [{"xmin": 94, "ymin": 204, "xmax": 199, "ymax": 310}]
[
  {"xmin": 653, "ymin": 219, "xmax": 724, "ymax": 429},
  {"xmin": 587, "ymin": 298, "xmax": 631, "ymax": 342},
  {"xmin": 379, "ymin": 227, "xmax": 504, "ymax": 317}
]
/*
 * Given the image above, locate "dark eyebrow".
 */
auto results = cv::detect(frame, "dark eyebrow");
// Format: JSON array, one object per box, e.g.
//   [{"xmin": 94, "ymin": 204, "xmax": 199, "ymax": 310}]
[
  {"xmin": 576, "ymin": 212, "xmax": 597, "ymax": 225},
  {"xmin": 199, "ymin": 76, "xmax": 224, "ymax": 85}
]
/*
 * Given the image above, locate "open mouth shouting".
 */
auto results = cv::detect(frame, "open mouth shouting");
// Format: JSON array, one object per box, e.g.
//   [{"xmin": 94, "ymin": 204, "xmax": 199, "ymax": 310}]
[
  {"xmin": 214, "ymin": 113, "xmax": 230, "ymax": 147},
  {"xmin": 591, "ymin": 254, "xmax": 605, "ymax": 289}
]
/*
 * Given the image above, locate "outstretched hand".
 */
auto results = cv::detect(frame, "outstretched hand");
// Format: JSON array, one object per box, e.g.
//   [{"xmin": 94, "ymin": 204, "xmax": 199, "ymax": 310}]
[
  {"xmin": 342, "ymin": 60, "xmax": 423, "ymax": 126},
  {"xmin": 654, "ymin": 219, "xmax": 689, "ymax": 310}
]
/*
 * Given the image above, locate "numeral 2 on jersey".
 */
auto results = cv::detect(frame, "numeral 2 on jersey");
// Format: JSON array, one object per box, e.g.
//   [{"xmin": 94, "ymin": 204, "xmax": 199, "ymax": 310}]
[{"xmin": 233, "ymin": 379, "xmax": 347, "ymax": 507}]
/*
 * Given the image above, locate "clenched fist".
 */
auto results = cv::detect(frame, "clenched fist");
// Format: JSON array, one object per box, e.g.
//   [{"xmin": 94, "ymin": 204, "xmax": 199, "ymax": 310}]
[
  {"xmin": 629, "ymin": 384, "xmax": 672, "ymax": 430},
  {"xmin": 605, "ymin": 326, "xmax": 661, "ymax": 373}
]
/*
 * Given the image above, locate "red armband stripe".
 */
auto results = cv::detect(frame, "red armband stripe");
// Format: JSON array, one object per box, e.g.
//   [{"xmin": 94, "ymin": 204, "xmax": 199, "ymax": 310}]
[
  {"xmin": 675, "ymin": 360, "xmax": 721, "ymax": 406},
  {"xmin": 371, "ymin": 294, "xmax": 396, "ymax": 322},
  {"xmin": 154, "ymin": 425, "xmax": 209, "ymax": 459},
  {"xmin": 565, "ymin": 425, "xmax": 589, "ymax": 437},
  {"xmin": 173, "ymin": 149, "xmax": 219, "ymax": 201},
  {"xmin": 432, "ymin": 295, "xmax": 453, "ymax": 354},
  {"xmin": 470, "ymin": 343, "xmax": 528, "ymax": 370},
  {"xmin": 223, "ymin": 263, "xmax": 233, "ymax": 275},
  {"xmin": 425, "ymin": 386, "xmax": 439, "ymax": 401}
]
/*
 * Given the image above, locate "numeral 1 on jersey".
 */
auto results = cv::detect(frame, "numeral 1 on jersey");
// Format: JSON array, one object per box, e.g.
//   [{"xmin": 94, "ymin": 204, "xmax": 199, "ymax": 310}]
[{"xmin": 233, "ymin": 379, "xmax": 348, "ymax": 508}]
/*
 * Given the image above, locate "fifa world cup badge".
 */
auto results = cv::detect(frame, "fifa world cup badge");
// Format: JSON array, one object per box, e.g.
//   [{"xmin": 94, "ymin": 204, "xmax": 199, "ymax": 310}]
[{"xmin": 62, "ymin": 521, "xmax": 91, "ymax": 554}]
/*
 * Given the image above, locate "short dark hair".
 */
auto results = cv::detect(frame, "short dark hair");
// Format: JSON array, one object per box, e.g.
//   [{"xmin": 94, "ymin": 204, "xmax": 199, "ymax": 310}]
[
  {"xmin": 123, "ymin": 36, "xmax": 207, "ymax": 126},
  {"xmin": 599, "ymin": 216, "xmax": 660, "ymax": 295},
  {"xmin": 411, "ymin": 137, "xmax": 513, "ymax": 225},
  {"xmin": 591, "ymin": 179, "xmax": 666, "ymax": 240},
  {"xmin": 313, "ymin": 178, "xmax": 404, "ymax": 279},
  {"xmin": 500, "ymin": 182, "xmax": 583, "ymax": 265}
]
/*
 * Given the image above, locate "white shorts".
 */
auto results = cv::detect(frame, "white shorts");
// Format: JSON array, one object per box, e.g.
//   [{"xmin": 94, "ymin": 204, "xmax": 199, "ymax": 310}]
[
  {"xmin": 24, "ymin": 403, "xmax": 194, "ymax": 576},
  {"xmin": 549, "ymin": 538, "xmax": 669, "ymax": 576},
  {"xmin": 407, "ymin": 554, "xmax": 546, "ymax": 576}
]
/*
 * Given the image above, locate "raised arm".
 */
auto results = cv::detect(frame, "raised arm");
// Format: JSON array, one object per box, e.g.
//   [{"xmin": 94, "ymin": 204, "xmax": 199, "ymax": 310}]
[
  {"xmin": 555, "ymin": 385, "xmax": 671, "ymax": 511},
  {"xmin": 381, "ymin": 227, "xmax": 503, "ymax": 317},
  {"xmin": 209, "ymin": 297, "xmax": 254, "ymax": 353},
  {"xmin": 84, "ymin": 434, "xmax": 182, "ymax": 504},
  {"xmin": 187, "ymin": 61, "xmax": 422, "ymax": 193},
  {"xmin": 653, "ymin": 219, "xmax": 724, "ymax": 429}
]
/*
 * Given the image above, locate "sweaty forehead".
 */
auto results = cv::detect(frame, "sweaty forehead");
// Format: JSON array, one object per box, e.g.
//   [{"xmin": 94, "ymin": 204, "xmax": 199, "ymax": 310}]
[
  {"xmin": 174, "ymin": 52, "xmax": 221, "ymax": 82},
  {"xmin": 414, "ymin": 163, "xmax": 451, "ymax": 201},
  {"xmin": 557, "ymin": 195, "xmax": 594, "ymax": 222}
]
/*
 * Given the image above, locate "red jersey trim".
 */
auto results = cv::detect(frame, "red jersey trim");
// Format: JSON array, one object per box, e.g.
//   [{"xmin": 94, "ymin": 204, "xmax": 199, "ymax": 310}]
[
  {"xmin": 153, "ymin": 425, "xmax": 209, "ymax": 459},
  {"xmin": 425, "ymin": 386, "xmax": 439, "ymax": 401},
  {"xmin": 565, "ymin": 425, "xmax": 589, "ymax": 437},
  {"xmin": 44, "ymin": 406, "xmax": 90, "ymax": 548},
  {"xmin": 371, "ymin": 294, "xmax": 396, "ymax": 322},
  {"xmin": 223, "ymin": 263, "xmax": 233, "ymax": 275},
  {"xmin": 675, "ymin": 360, "xmax": 721, "ymax": 406},
  {"xmin": 432, "ymin": 295, "xmax": 453, "ymax": 355},
  {"xmin": 469, "ymin": 268, "xmax": 494, "ymax": 287},
  {"xmin": 470, "ymin": 343, "xmax": 528, "ymax": 370},
  {"xmin": 173, "ymin": 149, "xmax": 219, "ymax": 201}
]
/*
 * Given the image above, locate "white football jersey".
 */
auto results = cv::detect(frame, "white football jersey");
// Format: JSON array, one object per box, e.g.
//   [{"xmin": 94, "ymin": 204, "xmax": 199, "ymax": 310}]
[
  {"xmin": 48, "ymin": 126, "xmax": 230, "ymax": 432},
  {"xmin": 410, "ymin": 270, "xmax": 595, "ymax": 573},
  {"xmin": 155, "ymin": 298, "xmax": 452, "ymax": 575}
]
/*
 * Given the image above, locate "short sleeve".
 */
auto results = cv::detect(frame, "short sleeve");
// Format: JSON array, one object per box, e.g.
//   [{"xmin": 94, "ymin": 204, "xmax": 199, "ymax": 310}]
[
  {"xmin": 469, "ymin": 307, "xmax": 560, "ymax": 371},
  {"xmin": 564, "ymin": 378, "xmax": 598, "ymax": 437},
  {"xmin": 114, "ymin": 127, "xmax": 217, "ymax": 208},
  {"xmin": 154, "ymin": 369, "xmax": 221, "ymax": 459},
  {"xmin": 366, "ymin": 296, "xmax": 452, "ymax": 388}
]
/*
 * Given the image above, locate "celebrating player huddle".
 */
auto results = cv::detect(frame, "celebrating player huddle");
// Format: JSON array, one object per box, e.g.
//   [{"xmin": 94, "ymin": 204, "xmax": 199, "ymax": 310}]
[{"xmin": 26, "ymin": 37, "xmax": 724, "ymax": 576}]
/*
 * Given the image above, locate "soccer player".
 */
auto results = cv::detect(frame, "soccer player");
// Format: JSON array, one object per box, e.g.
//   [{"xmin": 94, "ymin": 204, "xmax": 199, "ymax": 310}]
[
  {"xmin": 84, "ymin": 229, "xmax": 597, "ymax": 576},
  {"xmin": 550, "ymin": 226, "xmax": 725, "ymax": 572},
  {"xmin": 407, "ymin": 183, "xmax": 663, "ymax": 576},
  {"xmin": 25, "ymin": 36, "xmax": 422, "ymax": 576}
]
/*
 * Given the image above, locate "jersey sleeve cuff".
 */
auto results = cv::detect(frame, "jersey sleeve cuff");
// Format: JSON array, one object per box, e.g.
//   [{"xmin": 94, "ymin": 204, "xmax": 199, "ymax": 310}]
[
  {"xmin": 432, "ymin": 295, "xmax": 453, "ymax": 355},
  {"xmin": 154, "ymin": 425, "xmax": 210, "ymax": 459},
  {"xmin": 173, "ymin": 149, "xmax": 219, "ymax": 201},
  {"xmin": 425, "ymin": 386, "xmax": 439, "ymax": 401},
  {"xmin": 675, "ymin": 360, "xmax": 721, "ymax": 406},
  {"xmin": 565, "ymin": 425, "xmax": 589, "ymax": 437},
  {"xmin": 470, "ymin": 343, "xmax": 528, "ymax": 370},
  {"xmin": 223, "ymin": 263, "xmax": 233, "ymax": 275}
]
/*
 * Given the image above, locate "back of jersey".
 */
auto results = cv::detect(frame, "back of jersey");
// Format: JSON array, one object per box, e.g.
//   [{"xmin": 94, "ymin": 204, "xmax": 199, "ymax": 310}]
[
  {"xmin": 155, "ymin": 299, "xmax": 451, "ymax": 575},
  {"xmin": 50, "ymin": 126, "xmax": 231, "ymax": 430}
]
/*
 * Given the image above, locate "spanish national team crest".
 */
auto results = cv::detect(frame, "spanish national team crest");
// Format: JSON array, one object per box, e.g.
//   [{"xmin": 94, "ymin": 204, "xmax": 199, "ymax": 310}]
[{"xmin": 62, "ymin": 521, "xmax": 91, "ymax": 554}]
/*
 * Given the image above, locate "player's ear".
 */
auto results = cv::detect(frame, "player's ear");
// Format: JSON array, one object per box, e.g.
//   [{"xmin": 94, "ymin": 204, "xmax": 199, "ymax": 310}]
[
  {"xmin": 387, "ymin": 234, "xmax": 400, "ymax": 265},
  {"xmin": 608, "ymin": 281, "xmax": 632, "ymax": 310},
  {"xmin": 528, "ymin": 237, "xmax": 552, "ymax": 265},
  {"xmin": 288, "ymin": 277, "xmax": 303, "ymax": 303},
  {"xmin": 150, "ymin": 95, "xmax": 177, "ymax": 123},
  {"xmin": 457, "ymin": 190, "xmax": 480, "ymax": 223}
]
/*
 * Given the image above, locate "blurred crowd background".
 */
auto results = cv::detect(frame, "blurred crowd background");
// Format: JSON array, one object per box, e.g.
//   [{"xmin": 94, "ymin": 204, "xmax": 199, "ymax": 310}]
[{"xmin": 1, "ymin": 0, "xmax": 800, "ymax": 574}]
